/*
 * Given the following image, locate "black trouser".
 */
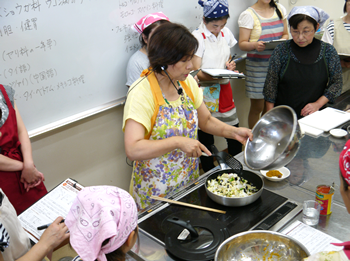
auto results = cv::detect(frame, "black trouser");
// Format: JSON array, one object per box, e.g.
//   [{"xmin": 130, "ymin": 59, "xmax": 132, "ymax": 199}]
[{"xmin": 198, "ymin": 123, "xmax": 242, "ymax": 172}]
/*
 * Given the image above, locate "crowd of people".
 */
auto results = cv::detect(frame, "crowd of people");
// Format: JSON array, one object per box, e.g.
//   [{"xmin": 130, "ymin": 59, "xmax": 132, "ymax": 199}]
[{"xmin": 0, "ymin": 0, "xmax": 349, "ymax": 260}]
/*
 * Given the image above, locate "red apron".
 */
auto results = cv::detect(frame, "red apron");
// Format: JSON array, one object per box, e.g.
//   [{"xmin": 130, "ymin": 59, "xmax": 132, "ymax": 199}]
[{"xmin": 0, "ymin": 84, "xmax": 47, "ymax": 215}]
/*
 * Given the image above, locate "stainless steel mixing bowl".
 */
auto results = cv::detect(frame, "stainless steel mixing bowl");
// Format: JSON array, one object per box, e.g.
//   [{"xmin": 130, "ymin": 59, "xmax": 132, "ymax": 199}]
[
  {"xmin": 244, "ymin": 105, "xmax": 303, "ymax": 170},
  {"xmin": 215, "ymin": 230, "xmax": 310, "ymax": 261}
]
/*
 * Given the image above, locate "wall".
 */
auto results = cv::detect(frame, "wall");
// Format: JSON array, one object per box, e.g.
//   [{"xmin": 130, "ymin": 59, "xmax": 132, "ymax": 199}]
[{"xmin": 279, "ymin": 0, "xmax": 345, "ymax": 22}]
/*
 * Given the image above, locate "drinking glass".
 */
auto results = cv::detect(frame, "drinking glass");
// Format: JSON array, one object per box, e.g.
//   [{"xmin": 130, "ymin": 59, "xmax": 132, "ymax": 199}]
[{"xmin": 302, "ymin": 200, "xmax": 321, "ymax": 226}]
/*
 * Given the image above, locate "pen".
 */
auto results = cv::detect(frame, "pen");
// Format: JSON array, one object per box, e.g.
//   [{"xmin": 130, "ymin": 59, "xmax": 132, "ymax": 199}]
[
  {"xmin": 37, "ymin": 219, "xmax": 65, "ymax": 230},
  {"xmin": 226, "ymin": 54, "xmax": 237, "ymax": 69}
]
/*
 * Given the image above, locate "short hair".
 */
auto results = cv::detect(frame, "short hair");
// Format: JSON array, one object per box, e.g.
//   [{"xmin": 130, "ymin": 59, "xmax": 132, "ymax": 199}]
[
  {"xmin": 97, "ymin": 227, "xmax": 139, "ymax": 261},
  {"xmin": 288, "ymin": 14, "xmax": 318, "ymax": 30},
  {"xmin": 203, "ymin": 14, "xmax": 230, "ymax": 24},
  {"xmin": 148, "ymin": 23, "xmax": 199, "ymax": 74},
  {"xmin": 139, "ymin": 19, "xmax": 169, "ymax": 47},
  {"xmin": 340, "ymin": 171, "xmax": 349, "ymax": 191},
  {"xmin": 344, "ymin": 1, "xmax": 348, "ymax": 14}
]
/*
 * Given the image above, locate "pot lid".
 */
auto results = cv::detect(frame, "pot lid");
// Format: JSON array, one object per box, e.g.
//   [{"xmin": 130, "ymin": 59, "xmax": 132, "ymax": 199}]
[{"xmin": 165, "ymin": 217, "xmax": 230, "ymax": 261}]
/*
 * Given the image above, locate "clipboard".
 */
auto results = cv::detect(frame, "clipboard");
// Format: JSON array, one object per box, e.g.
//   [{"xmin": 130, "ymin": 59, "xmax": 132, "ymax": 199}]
[
  {"xmin": 201, "ymin": 68, "xmax": 245, "ymax": 79},
  {"xmin": 18, "ymin": 178, "xmax": 84, "ymax": 244},
  {"xmin": 263, "ymin": 39, "xmax": 287, "ymax": 50}
]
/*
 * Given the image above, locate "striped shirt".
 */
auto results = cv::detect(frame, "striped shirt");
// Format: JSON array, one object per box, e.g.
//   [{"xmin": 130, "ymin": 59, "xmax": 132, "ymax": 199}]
[
  {"xmin": 322, "ymin": 20, "xmax": 350, "ymax": 44},
  {"xmin": 0, "ymin": 222, "xmax": 10, "ymax": 252}
]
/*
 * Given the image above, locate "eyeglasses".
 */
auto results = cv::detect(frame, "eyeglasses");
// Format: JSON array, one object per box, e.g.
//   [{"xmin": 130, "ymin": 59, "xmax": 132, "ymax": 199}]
[{"xmin": 291, "ymin": 30, "xmax": 315, "ymax": 37}]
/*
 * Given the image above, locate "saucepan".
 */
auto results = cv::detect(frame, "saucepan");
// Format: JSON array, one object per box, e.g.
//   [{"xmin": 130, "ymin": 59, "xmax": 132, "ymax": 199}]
[
  {"xmin": 205, "ymin": 169, "xmax": 263, "ymax": 207},
  {"xmin": 204, "ymin": 148, "xmax": 264, "ymax": 207}
]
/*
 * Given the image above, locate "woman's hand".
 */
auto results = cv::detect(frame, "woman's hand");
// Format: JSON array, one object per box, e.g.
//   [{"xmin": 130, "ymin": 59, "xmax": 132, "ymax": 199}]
[
  {"xmin": 21, "ymin": 164, "xmax": 45, "ymax": 192},
  {"xmin": 177, "ymin": 137, "xmax": 211, "ymax": 158},
  {"xmin": 230, "ymin": 127, "xmax": 253, "ymax": 145},
  {"xmin": 255, "ymin": 41, "xmax": 266, "ymax": 52},
  {"xmin": 16, "ymin": 216, "xmax": 70, "ymax": 261},
  {"xmin": 301, "ymin": 96, "xmax": 329, "ymax": 117},
  {"xmin": 300, "ymin": 103, "xmax": 320, "ymax": 117},
  {"xmin": 39, "ymin": 217, "xmax": 69, "ymax": 251},
  {"xmin": 225, "ymin": 60, "xmax": 236, "ymax": 71}
]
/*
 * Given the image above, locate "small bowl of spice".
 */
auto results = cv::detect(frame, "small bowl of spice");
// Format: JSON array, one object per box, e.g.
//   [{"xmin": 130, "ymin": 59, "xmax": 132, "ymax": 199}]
[{"xmin": 260, "ymin": 167, "xmax": 290, "ymax": 182}]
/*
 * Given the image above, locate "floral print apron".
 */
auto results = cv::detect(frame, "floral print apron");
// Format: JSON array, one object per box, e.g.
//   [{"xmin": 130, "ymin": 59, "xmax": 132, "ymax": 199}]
[{"xmin": 131, "ymin": 73, "xmax": 199, "ymax": 210}]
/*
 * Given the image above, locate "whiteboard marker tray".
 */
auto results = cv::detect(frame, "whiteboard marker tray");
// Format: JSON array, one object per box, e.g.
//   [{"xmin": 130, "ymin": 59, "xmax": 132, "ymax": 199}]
[{"xmin": 298, "ymin": 107, "xmax": 350, "ymax": 132}]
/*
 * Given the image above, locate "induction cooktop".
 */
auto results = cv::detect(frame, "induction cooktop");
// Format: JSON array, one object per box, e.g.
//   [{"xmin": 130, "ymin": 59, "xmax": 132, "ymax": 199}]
[{"xmin": 138, "ymin": 171, "xmax": 302, "ymax": 247}]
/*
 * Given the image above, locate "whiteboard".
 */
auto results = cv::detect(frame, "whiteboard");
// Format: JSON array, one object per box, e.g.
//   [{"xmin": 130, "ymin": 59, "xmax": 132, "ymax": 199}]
[{"xmin": 0, "ymin": 0, "xmax": 255, "ymax": 137}]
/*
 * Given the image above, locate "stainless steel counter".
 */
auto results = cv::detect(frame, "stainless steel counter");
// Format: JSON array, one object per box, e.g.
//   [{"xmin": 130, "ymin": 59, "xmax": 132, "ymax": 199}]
[
  {"xmin": 129, "ymin": 131, "xmax": 350, "ymax": 261},
  {"xmin": 235, "ymin": 133, "xmax": 350, "ymax": 242}
]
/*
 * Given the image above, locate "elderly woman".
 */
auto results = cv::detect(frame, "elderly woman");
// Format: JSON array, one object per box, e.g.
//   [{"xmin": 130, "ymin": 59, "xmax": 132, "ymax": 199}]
[
  {"xmin": 125, "ymin": 12, "xmax": 169, "ymax": 87},
  {"xmin": 123, "ymin": 22, "xmax": 252, "ymax": 210},
  {"xmin": 192, "ymin": 0, "xmax": 242, "ymax": 172},
  {"xmin": 322, "ymin": 0, "xmax": 350, "ymax": 93},
  {"xmin": 263, "ymin": 6, "xmax": 342, "ymax": 119}
]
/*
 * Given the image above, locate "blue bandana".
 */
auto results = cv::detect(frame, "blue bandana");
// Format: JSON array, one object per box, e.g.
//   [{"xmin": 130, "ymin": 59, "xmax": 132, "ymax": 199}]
[
  {"xmin": 288, "ymin": 6, "xmax": 329, "ymax": 28},
  {"xmin": 198, "ymin": 0, "xmax": 229, "ymax": 19}
]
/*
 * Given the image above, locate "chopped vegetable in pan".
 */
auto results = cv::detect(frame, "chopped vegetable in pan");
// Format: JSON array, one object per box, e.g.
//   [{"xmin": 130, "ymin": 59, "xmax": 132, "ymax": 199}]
[{"xmin": 207, "ymin": 173, "xmax": 259, "ymax": 198}]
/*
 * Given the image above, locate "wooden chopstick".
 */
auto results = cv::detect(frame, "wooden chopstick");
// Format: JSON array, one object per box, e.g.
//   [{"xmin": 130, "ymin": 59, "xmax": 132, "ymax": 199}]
[{"xmin": 151, "ymin": 196, "xmax": 226, "ymax": 214}]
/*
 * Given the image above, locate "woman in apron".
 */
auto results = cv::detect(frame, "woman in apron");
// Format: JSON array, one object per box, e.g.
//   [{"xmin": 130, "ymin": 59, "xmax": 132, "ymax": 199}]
[
  {"xmin": 0, "ymin": 84, "xmax": 47, "ymax": 215},
  {"xmin": 192, "ymin": 0, "xmax": 242, "ymax": 172},
  {"xmin": 123, "ymin": 23, "xmax": 252, "ymax": 210},
  {"xmin": 322, "ymin": 0, "xmax": 350, "ymax": 93},
  {"xmin": 263, "ymin": 6, "xmax": 342, "ymax": 119},
  {"xmin": 238, "ymin": 0, "xmax": 289, "ymax": 128}
]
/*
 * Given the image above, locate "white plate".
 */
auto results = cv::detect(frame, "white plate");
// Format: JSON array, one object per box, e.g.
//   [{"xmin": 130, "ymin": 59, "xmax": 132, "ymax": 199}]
[
  {"xmin": 260, "ymin": 167, "xmax": 290, "ymax": 182},
  {"xmin": 329, "ymin": 128, "xmax": 347, "ymax": 138}
]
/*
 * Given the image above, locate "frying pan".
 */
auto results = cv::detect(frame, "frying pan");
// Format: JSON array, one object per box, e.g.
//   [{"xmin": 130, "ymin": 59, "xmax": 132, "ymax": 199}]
[{"xmin": 205, "ymin": 169, "xmax": 263, "ymax": 207}]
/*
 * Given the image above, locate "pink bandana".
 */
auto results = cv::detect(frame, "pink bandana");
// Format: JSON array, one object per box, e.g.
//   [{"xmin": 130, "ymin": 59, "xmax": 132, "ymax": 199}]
[
  {"xmin": 65, "ymin": 186, "xmax": 138, "ymax": 261},
  {"xmin": 132, "ymin": 12, "xmax": 169, "ymax": 34},
  {"xmin": 339, "ymin": 139, "xmax": 350, "ymax": 186}
]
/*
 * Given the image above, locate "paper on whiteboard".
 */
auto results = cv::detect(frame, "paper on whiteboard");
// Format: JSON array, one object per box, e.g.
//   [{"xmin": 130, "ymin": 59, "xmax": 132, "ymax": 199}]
[
  {"xmin": 281, "ymin": 220, "xmax": 342, "ymax": 255},
  {"xmin": 18, "ymin": 178, "xmax": 83, "ymax": 243}
]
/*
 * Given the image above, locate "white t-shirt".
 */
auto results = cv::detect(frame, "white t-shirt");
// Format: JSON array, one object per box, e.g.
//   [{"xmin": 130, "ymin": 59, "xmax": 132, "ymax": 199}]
[
  {"xmin": 192, "ymin": 21, "xmax": 237, "ymax": 59},
  {"xmin": 238, "ymin": 3, "xmax": 287, "ymax": 29},
  {"xmin": 0, "ymin": 189, "xmax": 31, "ymax": 261}
]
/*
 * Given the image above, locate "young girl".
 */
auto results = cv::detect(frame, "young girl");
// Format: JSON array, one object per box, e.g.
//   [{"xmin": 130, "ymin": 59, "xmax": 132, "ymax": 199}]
[
  {"xmin": 192, "ymin": 0, "xmax": 242, "ymax": 172},
  {"xmin": 65, "ymin": 186, "xmax": 138, "ymax": 261},
  {"xmin": 238, "ymin": 0, "xmax": 288, "ymax": 128}
]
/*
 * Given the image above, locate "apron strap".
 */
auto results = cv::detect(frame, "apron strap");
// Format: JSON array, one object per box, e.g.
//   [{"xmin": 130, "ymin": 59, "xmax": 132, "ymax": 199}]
[{"xmin": 141, "ymin": 69, "xmax": 195, "ymax": 140}]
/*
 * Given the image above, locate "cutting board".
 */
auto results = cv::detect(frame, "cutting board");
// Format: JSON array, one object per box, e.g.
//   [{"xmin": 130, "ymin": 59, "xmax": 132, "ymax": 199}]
[{"xmin": 298, "ymin": 107, "xmax": 350, "ymax": 132}]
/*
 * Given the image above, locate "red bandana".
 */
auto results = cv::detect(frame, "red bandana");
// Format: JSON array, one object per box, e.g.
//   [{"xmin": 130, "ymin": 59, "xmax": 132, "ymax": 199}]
[{"xmin": 339, "ymin": 139, "xmax": 350, "ymax": 186}]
